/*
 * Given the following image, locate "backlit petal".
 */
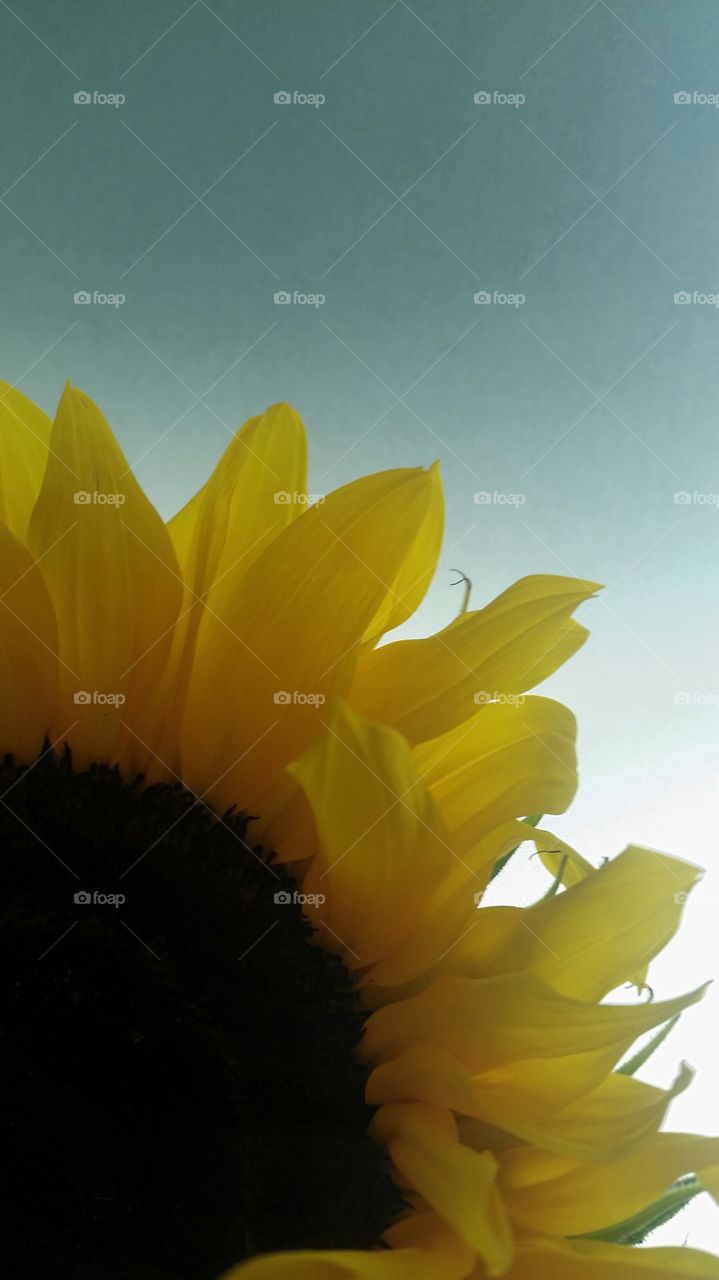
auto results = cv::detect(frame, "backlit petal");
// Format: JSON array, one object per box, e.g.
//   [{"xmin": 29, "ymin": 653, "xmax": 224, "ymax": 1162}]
[
  {"xmin": 292, "ymin": 700, "xmax": 451, "ymax": 967},
  {"xmin": 26, "ymin": 385, "xmax": 182, "ymax": 770},
  {"xmin": 0, "ymin": 522, "xmax": 57, "ymax": 761},
  {"xmin": 350, "ymin": 575, "xmax": 597, "ymax": 743},
  {"xmin": 0, "ymin": 382, "xmax": 51, "ymax": 541},
  {"xmin": 179, "ymin": 466, "xmax": 438, "ymax": 822}
]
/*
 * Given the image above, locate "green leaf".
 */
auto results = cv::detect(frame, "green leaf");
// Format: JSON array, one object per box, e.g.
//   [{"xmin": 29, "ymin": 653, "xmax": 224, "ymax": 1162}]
[
  {"xmin": 489, "ymin": 814, "xmax": 542, "ymax": 882},
  {"xmin": 617, "ymin": 1014, "xmax": 680, "ymax": 1076},
  {"xmin": 577, "ymin": 1176, "xmax": 702, "ymax": 1245}
]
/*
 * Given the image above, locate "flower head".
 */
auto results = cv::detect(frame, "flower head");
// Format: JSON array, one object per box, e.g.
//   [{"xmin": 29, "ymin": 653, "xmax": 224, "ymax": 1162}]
[{"xmin": 1, "ymin": 383, "xmax": 717, "ymax": 1279}]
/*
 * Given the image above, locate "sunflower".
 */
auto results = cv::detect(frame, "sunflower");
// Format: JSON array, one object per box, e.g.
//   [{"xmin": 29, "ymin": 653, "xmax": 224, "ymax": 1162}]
[{"xmin": 1, "ymin": 382, "xmax": 718, "ymax": 1280}]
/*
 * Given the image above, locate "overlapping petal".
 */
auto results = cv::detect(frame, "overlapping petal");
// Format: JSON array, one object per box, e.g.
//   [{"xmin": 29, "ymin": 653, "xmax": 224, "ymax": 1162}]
[
  {"xmin": 359, "ymin": 460, "xmax": 444, "ymax": 646},
  {"xmin": 291, "ymin": 700, "xmax": 452, "ymax": 967},
  {"xmin": 410, "ymin": 845, "xmax": 701, "ymax": 1001},
  {"xmin": 179, "ymin": 465, "xmax": 438, "ymax": 820},
  {"xmin": 361, "ymin": 971, "xmax": 705, "ymax": 1088},
  {"xmin": 0, "ymin": 382, "xmax": 51, "ymax": 540},
  {"xmin": 371, "ymin": 1103, "xmax": 513, "ymax": 1276},
  {"xmin": 153, "ymin": 404, "xmax": 308, "ymax": 769},
  {"xmin": 413, "ymin": 696, "xmax": 577, "ymax": 855},
  {"xmin": 0, "ymin": 521, "xmax": 57, "ymax": 761},
  {"xmin": 503, "ymin": 1237, "xmax": 719, "ymax": 1280},
  {"xmin": 226, "ymin": 1210, "xmax": 474, "ymax": 1279},
  {"xmin": 350, "ymin": 575, "xmax": 597, "ymax": 744},
  {"xmin": 498, "ymin": 1132, "xmax": 719, "ymax": 1236},
  {"xmin": 472, "ymin": 1061, "xmax": 694, "ymax": 1161},
  {"xmin": 26, "ymin": 386, "xmax": 183, "ymax": 771},
  {"xmin": 168, "ymin": 402, "xmax": 308, "ymax": 602}
]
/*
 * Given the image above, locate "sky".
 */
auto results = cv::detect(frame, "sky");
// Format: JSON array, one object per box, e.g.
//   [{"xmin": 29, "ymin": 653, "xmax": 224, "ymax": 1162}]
[{"xmin": 2, "ymin": 0, "xmax": 718, "ymax": 1252}]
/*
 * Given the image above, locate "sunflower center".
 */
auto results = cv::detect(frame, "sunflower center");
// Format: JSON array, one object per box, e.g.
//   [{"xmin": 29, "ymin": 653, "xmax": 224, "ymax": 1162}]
[{"xmin": 0, "ymin": 751, "xmax": 401, "ymax": 1279}]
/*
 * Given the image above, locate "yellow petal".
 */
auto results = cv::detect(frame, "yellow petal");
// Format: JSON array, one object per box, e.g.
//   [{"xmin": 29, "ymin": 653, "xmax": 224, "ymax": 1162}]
[
  {"xmin": 360, "ymin": 820, "xmax": 527, "ymax": 992},
  {"xmin": 368, "ymin": 1043, "xmax": 640, "ymax": 1159},
  {"xmin": 152, "ymin": 404, "xmax": 308, "ymax": 771},
  {"xmin": 363, "ymin": 1018, "xmax": 695, "ymax": 1162},
  {"xmin": 26, "ymin": 385, "xmax": 182, "ymax": 771},
  {"xmin": 367, "ymin": 1046, "xmax": 485, "ymax": 1119},
  {"xmin": 530, "ymin": 825, "xmax": 595, "ymax": 886},
  {"xmin": 526, "ymin": 845, "xmax": 701, "ymax": 1000},
  {"xmin": 370, "ymin": 1103, "xmax": 513, "ymax": 1276},
  {"xmin": 500, "ymin": 1131, "xmax": 719, "ymax": 1235},
  {"xmin": 223, "ymin": 1210, "xmax": 474, "ymax": 1279},
  {"xmin": 474, "ymin": 1061, "xmax": 693, "ymax": 1161},
  {"xmin": 360, "ymin": 461, "xmax": 444, "ymax": 646},
  {"xmin": 0, "ymin": 382, "xmax": 51, "ymax": 541},
  {"xmin": 291, "ymin": 701, "xmax": 452, "ymax": 967},
  {"xmin": 413, "ymin": 697, "xmax": 577, "ymax": 854},
  {"xmin": 361, "ymin": 971, "xmax": 706, "ymax": 1080},
  {"xmin": 350, "ymin": 575, "xmax": 597, "ymax": 744},
  {"xmin": 428, "ymin": 846, "xmax": 702, "ymax": 1001},
  {"xmin": 505, "ymin": 1237, "xmax": 719, "ymax": 1280},
  {"xmin": 386, "ymin": 1056, "xmax": 688, "ymax": 1171},
  {"xmin": 179, "ymin": 465, "xmax": 438, "ymax": 822},
  {"xmin": 0, "ymin": 522, "xmax": 57, "ymax": 760},
  {"xmin": 169, "ymin": 403, "xmax": 308, "ymax": 602}
]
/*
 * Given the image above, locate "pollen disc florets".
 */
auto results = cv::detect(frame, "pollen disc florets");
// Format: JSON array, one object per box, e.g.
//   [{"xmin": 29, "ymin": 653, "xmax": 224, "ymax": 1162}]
[{"xmin": 0, "ymin": 752, "xmax": 401, "ymax": 1279}]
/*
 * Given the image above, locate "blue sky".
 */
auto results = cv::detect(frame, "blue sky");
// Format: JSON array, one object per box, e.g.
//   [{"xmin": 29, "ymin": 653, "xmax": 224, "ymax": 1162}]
[{"xmin": 2, "ymin": 0, "xmax": 719, "ymax": 1249}]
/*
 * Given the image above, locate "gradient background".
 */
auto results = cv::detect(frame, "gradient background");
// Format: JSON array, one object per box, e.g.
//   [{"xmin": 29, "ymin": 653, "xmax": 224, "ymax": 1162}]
[{"xmin": 2, "ymin": 0, "xmax": 718, "ymax": 1250}]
